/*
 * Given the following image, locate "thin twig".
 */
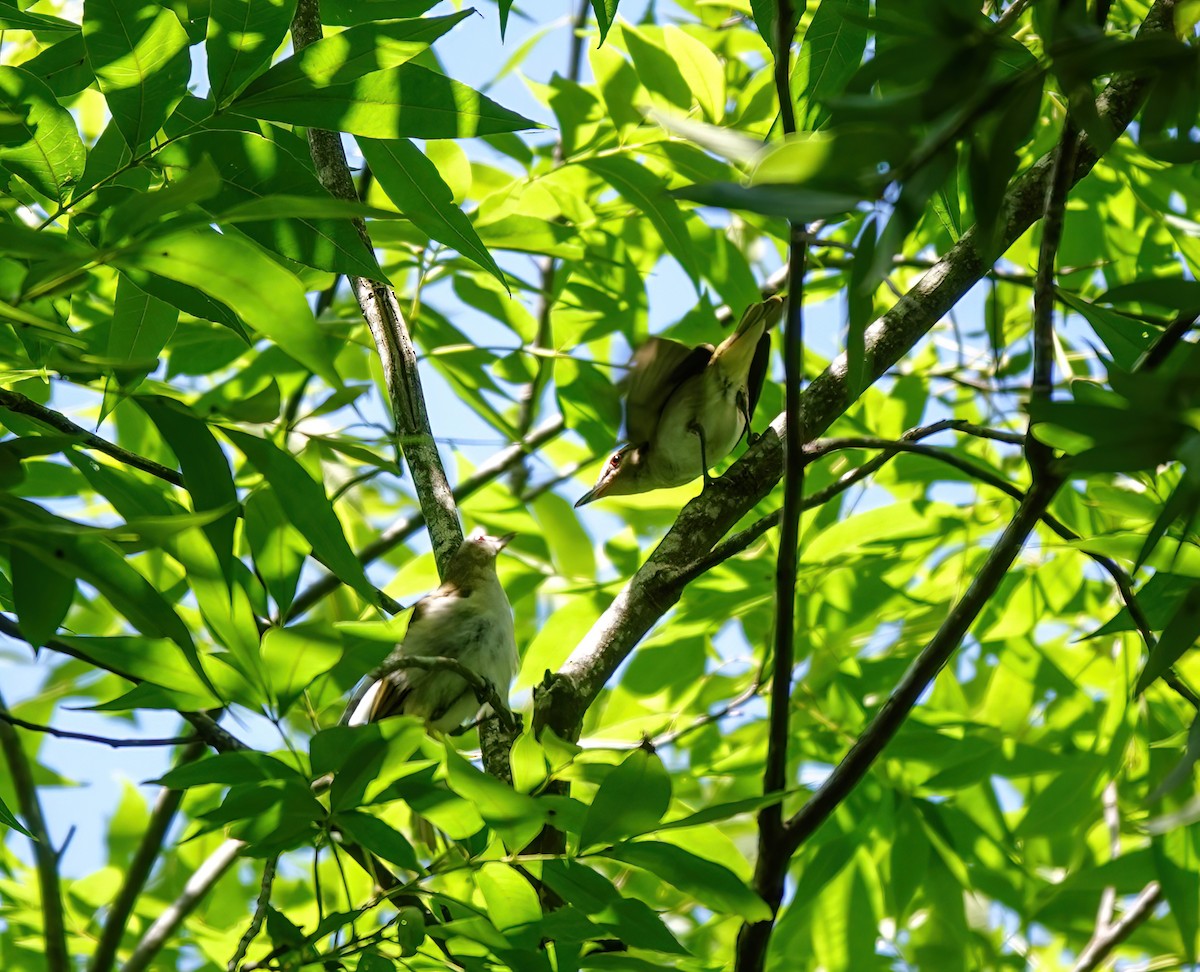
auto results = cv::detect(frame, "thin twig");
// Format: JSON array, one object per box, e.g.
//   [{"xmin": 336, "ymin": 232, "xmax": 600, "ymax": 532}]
[
  {"xmin": 737, "ymin": 8, "xmax": 802, "ymax": 968},
  {"xmin": 1026, "ymin": 115, "xmax": 1079, "ymax": 480},
  {"xmin": 227, "ymin": 856, "xmax": 278, "ymax": 972},
  {"xmin": 0, "ymin": 710, "xmax": 196, "ymax": 749},
  {"xmin": 0, "ymin": 689, "xmax": 69, "ymax": 972},
  {"xmin": 995, "ymin": 0, "xmax": 1037, "ymax": 32},
  {"xmin": 1071, "ymin": 881, "xmax": 1163, "ymax": 972},
  {"xmin": 90, "ymin": 741, "xmax": 207, "ymax": 972},
  {"xmin": 652, "ymin": 677, "xmax": 763, "ymax": 749},
  {"xmin": 0, "ymin": 387, "xmax": 183, "ymax": 486},
  {"xmin": 1095, "ymin": 781, "xmax": 1121, "ymax": 936},
  {"xmin": 119, "ymin": 838, "xmax": 245, "ymax": 972}
]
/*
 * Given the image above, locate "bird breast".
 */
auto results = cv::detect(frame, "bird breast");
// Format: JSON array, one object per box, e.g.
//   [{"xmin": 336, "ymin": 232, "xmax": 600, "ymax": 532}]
[
  {"xmin": 649, "ymin": 369, "xmax": 746, "ymax": 487},
  {"xmin": 403, "ymin": 582, "xmax": 518, "ymax": 691}
]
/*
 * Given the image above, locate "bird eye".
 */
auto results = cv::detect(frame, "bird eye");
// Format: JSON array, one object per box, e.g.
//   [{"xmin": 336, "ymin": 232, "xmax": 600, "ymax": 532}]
[{"xmin": 609, "ymin": 454, "xmax": 622, "ymax": 468}]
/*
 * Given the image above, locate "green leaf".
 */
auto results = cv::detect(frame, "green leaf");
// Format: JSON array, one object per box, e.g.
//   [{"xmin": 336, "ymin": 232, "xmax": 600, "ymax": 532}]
[
  {"xmin": 206, "ymin": 0, "xmax": 297, "ymax": 106},
  {"xmin": 20, "ymin": 33, "xmax": 94, "ymax": 99},
  {"xmin": 360, "ymin": 137, "xmax": 506, "ymax": 289},
  {"xmin": 138, "ymin": 397, "xmax": 238, "ymax": 577},
  {"xmin": 605, "ymin": 840, "xmax": 771, "ymax": 922},
  {"xmin": 238, "ymin": 13, "xmax": 470, "ymax": 97},
  {"xmin": 1135, "ymin": 584, "xmax": 1200, "ymax": 697},
  {"xmin": 10, "ymin": 542, "xmax": 74, "ymax": 649},
  {"xmin": 234, "ymin": 61, "xmax": 541, "ymax": 140},
  {"xmin": 114, "ymin": 226, "xmax": 342, "ymax": 386},
  {"xmin": 1102, "ymin": 278, "xmax": 1200, "ymax": 312},
  {"xmin": 0, "ymin": 2, "xmax": 78, "ymax": 32},
  {"xmin": 673, "ymin": 181, "xmax": 862, "ymax": 224},
  {"xmin": 335, "ymin": 809, "xmax": 419, "ymax": 871},
  {"xmin": 476, "ymin": 862, "xmax": 542, "ymax": 946},
  {"xmin": 0, "ymin": 66, "xmax": 85, "ymax": 200},
  {"xmin": 1059, "ymin": 291, "xmax": 1157, "ymax": 370},
  {"xmin": 222, "ymin": 428, "xmax": 379, "ymax": 605},
  {"xmin": 56, "ymin": 634, "xmax": 224, "ymax": 706},
  {"xmin": 260, "ymin": 625, "xmax": 343, "ymax": 716},
  {"xmin": 579, "ymin": 748, "xmax": 672, "ymax": 849},
  {"xmin": 663, "ymin": 26, "xmax": 725, "ymax": 123},
  {"xmin": 590, "ymin": 0, "xmax": 619, "ymax": 43},
  {"xmin": 0, "ymin": 793, "xmax": 31, "ymax": 838},
  {"xmin": 794, "ymin": 0, "xmax": 868, "ymax": 128},
  {"xmin": 585, "ymin": 154, "xmax": 700, "ymax": 287},
  {"xmin": 1148, "ymin": 714, "xmax": 1200, "ymax": 803},
  {"xmin": 82, "ymin": 0, "xmax": 191, "ymax": 150},
  {"xmin": 173, "ymin": 130, "xmax": 382, "ymax": 277},
  {"xmin": 105, "ymin": 276, "xmax": 179, "ymax": 389},
  {"xmin": 443, "ymin": 744, "xmax": 547, "ymax": 849},
  {"xmin": 156, "ymin": 750, "xmax": 305, "ymax": 789},
  {"xmin": 103, "ymin": 154, "xmax": 224, "ymax": 246},
  {"xmin": 244, "ymin": 487, "xmax": 307, "ymax": 612},
  {"xmin": 0, "ymin": 496, "xmax": 205, "ymax": 667}
]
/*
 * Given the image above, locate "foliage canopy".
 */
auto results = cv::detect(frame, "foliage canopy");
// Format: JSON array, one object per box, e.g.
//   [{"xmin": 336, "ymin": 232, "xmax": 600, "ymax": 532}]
[{"xmin": 2, "ymin": 0, "xmax": 1200, "ymax": 970}]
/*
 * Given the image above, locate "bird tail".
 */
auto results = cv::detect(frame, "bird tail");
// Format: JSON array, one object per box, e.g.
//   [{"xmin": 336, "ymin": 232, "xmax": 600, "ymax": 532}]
[
  {"xmin": 734, "ymin": 295, "xmax": 784, "ymax": 337},
  {"xmin": 716, "ymin": 296, "xmax": 784, "ymax": 373}
]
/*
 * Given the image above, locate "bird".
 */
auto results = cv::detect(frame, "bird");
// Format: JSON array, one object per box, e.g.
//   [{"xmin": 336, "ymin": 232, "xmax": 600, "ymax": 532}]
[
  {"xmin": 575, "ymin": 295, "xmax": 784, "ymax": 506},
  {"xmin": 345, "ymin": 530, "xmax": 518, "ymax": 733}
]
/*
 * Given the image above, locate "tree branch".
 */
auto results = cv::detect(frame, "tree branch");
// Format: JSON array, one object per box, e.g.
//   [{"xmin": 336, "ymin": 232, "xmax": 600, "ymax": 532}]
[
  {"xmin": 119, "ymin": 837, "xmax": 245, "ymax": 972},
  {"xmin": 0, "ymin": 710, "xmax": 196, "ymax": 749},
  {"xmin": 1026, "ymin": 111, "xmax": 1079, "ymax": 479},
  {"xmin": 0, "ymin": 387, "xmax": 183, "ymax": 486},
  {"xmin": 290, "ymin": 0, "xmax": 461, "ymax": 575},
  {"xmin": 227, "ymin": 855, "xmax": 277, "ymax": 972},
  {"xmin": 1071, "ymin": 881, "xmax": 1162, "ymax": 972},
  {"xmin": 0, "ymin": 689, "xmax": 70, "ymax": 972},
  {"xmin": 90, "ymin": 741, "xmax": 207, "ymax": 972},
  {"xmin": 534, "ymin": 0, "xmax": 1180, "ymax": 741}
]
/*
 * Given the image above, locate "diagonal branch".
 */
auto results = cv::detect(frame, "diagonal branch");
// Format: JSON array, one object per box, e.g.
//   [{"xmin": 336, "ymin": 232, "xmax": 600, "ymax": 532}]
[
  {"xmin": 0, "ymin": 388, "xmax": 183, "ymax": 486},
  {"xmin": 90, "ymin": 741, "xmax": 206, "ymax": 972},
  {"xmin": 1072, "ymin": 881, "xmax": 1163, "ymax": 972},
  {"xmin": 0, "ymin": 689, "xmax": 70, "ymax": 972},
  {"xmin": 533, "ymin": 0, "xmax": 1181, "ymax": 742}
]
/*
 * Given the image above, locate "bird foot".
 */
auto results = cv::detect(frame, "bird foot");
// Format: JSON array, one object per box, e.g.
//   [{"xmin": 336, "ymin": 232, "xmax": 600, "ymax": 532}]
[{"xmin": 746, "ymin": 429, "xmax": 760, "ymax": 447}]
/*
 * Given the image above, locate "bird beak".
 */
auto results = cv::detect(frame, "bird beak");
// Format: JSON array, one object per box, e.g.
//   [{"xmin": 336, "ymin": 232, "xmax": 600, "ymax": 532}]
[
  {"xmin": 495, "ymin": 532, "xmax": 516, "ymax": 548},
  {"xmin": 574, "ymin": 487, "xmax": 600, "ymax": 508}
]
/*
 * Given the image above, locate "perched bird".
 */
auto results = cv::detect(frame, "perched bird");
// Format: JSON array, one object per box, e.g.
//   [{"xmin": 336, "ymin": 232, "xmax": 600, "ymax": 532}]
[
  {"xmin": 346, "ymin": 530, "xmax": 518, "ymax": 733},
  {"xmin": 576, "ymin": 296, "xmax": 784, "ymax": 506}
]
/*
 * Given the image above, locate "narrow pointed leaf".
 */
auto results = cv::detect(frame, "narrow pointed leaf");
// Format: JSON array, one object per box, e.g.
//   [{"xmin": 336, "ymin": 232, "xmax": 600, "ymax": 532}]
[
  {"xmin": 114, "ymin": 226, "xmax": 342, "ymax": 387},
  {"xmin": 360, "ymin": 137, "xmax": 506, "ymax": 289},
  {"xmin": 222, "ymin": 429, "xmax": 378, "ymax": 606}
]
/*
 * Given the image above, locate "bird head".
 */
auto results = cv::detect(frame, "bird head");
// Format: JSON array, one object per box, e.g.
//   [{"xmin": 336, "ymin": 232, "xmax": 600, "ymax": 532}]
[
  {"xmin": 575, "ymin": 445, "xmax": 646, "ymax": 507},
  {"xmin": 449, "ymin": 529, "xmax": 515, "ymax": 577}
]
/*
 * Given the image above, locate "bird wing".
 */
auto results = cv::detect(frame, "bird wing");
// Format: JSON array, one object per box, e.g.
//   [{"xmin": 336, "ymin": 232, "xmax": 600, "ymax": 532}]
[
  {"xmin": 746, "ymin": 331, "xmax": 771, "ymax": 424},
  {"xmin": 623, "ymin": 337, "xmax": 713, "ymax": 445}
]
